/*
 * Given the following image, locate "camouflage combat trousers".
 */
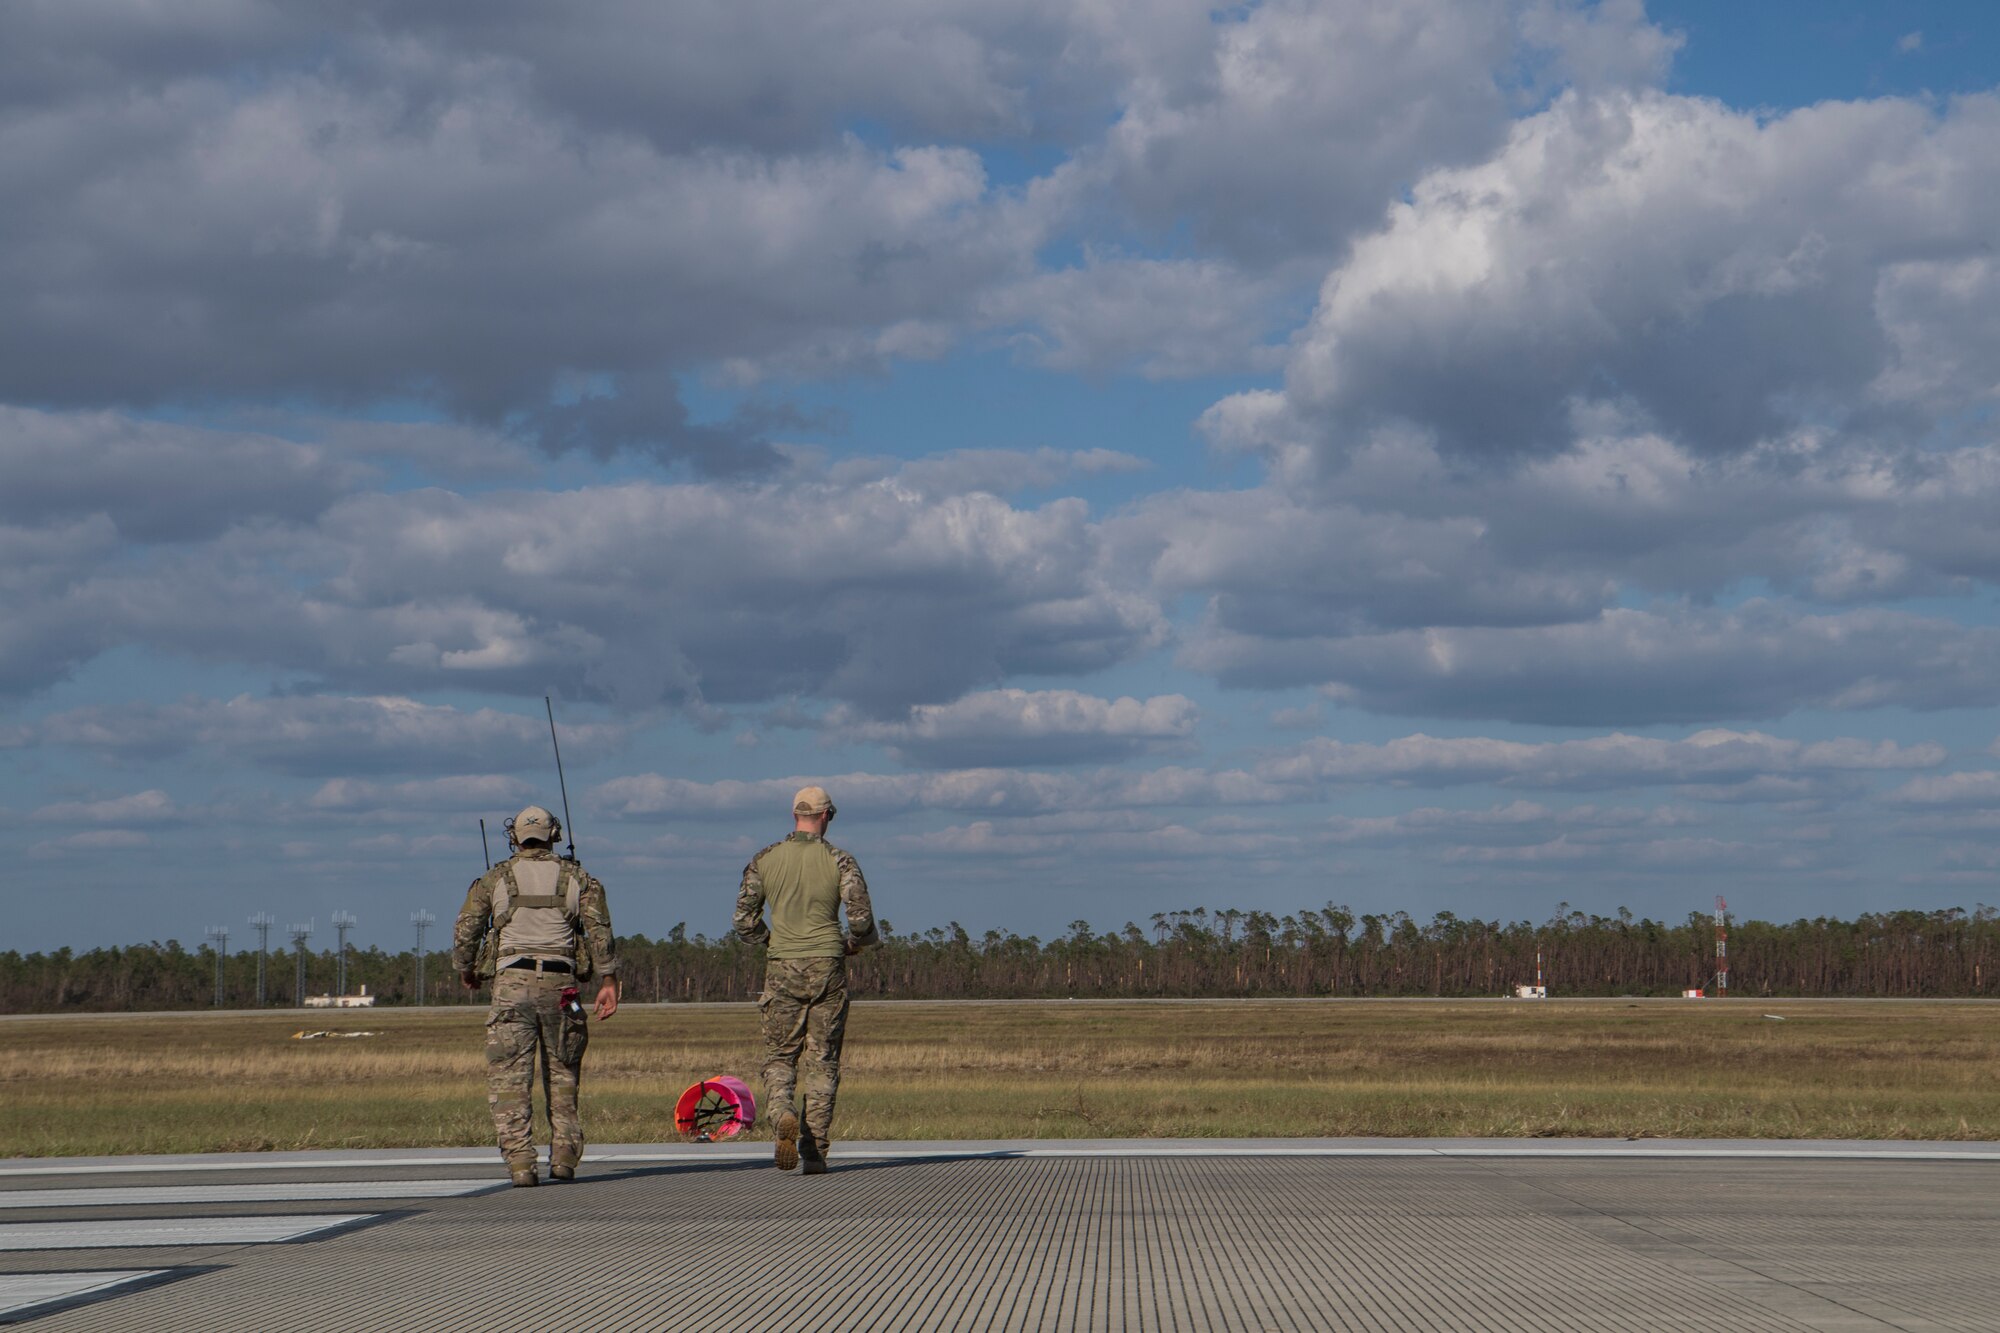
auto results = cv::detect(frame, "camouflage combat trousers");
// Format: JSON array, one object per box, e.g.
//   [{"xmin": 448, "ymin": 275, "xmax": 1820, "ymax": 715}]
[
  {"xmin": 484, "ymin": 969, "xmax": 590, "ymax": 1169},
  {"xmin": 758, "ymin": 956, "xmax": 849, "ymax": 1153}
]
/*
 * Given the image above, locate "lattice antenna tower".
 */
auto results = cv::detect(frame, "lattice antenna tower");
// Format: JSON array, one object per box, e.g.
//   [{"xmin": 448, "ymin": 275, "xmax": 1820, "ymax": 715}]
[
  {"xmin": 205, "ymin": 925, "xmax": 230, "ymax": 1008},
  {"xmin": 1715, "ymin": 895, "xmax": 1729, "ymax": 998},
  {"xmin": 332, "ymin": 911, "xmax": 358, "ymax": 996},
  {"xmin": 289, "ymin": 920, "xmax": 314, "ymax": 1005},
  {"xmin": 411, "ymin": 910, "xmax": 435, "ymax": 1004},
  {"xmin": 248, "ymin": 912, "xmax": 275, "ymax": 1006}
]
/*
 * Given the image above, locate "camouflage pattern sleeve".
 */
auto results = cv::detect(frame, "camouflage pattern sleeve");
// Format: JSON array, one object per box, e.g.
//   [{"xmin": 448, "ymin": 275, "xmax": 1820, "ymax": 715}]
[
  {"xmin": 733, "ymin": 850, "xmax": 771, "ymax": 946},
  {"xmin": 837, "ymin": 849, "xmax": 879, "ymax": 950},
  {"xmin": 450, "ymin": 874, "xmax": 493, "ymax": 975},
  {"xmin": 578, "ymin": 871, "xmax": 619, "ymax": 977}
]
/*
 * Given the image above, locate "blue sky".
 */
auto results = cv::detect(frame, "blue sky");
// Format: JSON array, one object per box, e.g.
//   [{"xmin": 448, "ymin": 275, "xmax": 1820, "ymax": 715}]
[{"xmin": 6, "ymin": 1, "xmax": 2000, "ymax": 953}]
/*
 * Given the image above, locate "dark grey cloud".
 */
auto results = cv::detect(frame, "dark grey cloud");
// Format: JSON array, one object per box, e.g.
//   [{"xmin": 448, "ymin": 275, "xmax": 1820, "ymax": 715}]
[
  {"xmin": 886, "ymin": 448, "xmax": 1147, "ymax": 501},
  {"xmin": 1084, "ymin": 0, "xmax": 1520, "ymax": 264},
  {"xmin": 0, "ymin": 1, "xmax": 1126, "ymax": 163},
  {"xmin": 0, "ymin": 407, "xmax": 355, "ymax": 541},
  {"xmin": 0, "ymin": 56, "xmax": 1033, "ymax": 457},
  {"xmin": 354, "ymin": 0, "xmax": 1148, "ymax": 153},
  {"xmin": 0, "ymin": 514, "xmax": 130, "ymax": 694},
  {"xmin": 1257, "ymin": 728, "xmax": 1944, "ymax": 790},
  {"xmin": 1147, "ymin": 388, "xmax": 2000, "ymax": 728},
  {"xmin": 1323, "ymin": 799, "xmax": 1697, "ymax": 845},
  {"xmin": 38, "ymin": 694, "xmax": 631, "ymax": 776},
  {"xmin": 304, "ymin": 773, "xmax": 537, "ymax": 814},
  {"xmin": 831, "ymin": 689, "xmax": 1200, "ymax": 768},
  {"xmin": 521, "ymin": 373, "xmax": 785, "ymax": 474},
  {"xmin": 1107, "ymin": 486, "xmax": 1616, "ymax": 637},
  {"xmin": 595, "ymin": 762, "xmax": 1285, "ymax": 821},
  {"xmin": 31, "ymin": 789, "xmax": 178, "ymax": 825},
  {"xmin": 0, "ymin": 1, "xmax": 302, "ymax": 113},
  {"xmin": 1131, "ymin": 427, "xmax": 2000, "ymax": 645},
  {"xmin": 1884, "ymin": 771, "xmax": 2000, "ymax": 808},
  {"xmin": 2, "ymin": 470, "xmax": 1164, "ymax": 711},
  {"xmin": 1192, "ymin": 603, "xmax": 2000, "ymax": 725},
  {"xmin": 979, "ymin": 259, "xmax": 1292, "ymax": 379}
]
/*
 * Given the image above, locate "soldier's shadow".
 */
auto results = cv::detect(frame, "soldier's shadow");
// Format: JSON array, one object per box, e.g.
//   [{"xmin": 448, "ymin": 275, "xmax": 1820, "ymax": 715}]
[{"xmin": 578, "ymin": 1150, "xmax": 1018, "ymax": 1186}]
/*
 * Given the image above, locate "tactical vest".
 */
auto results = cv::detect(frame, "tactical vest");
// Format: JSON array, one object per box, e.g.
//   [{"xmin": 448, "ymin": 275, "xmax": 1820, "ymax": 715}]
[{"xmin": 473, "ymin": 858, "xmax": 597, "ymax": 981}]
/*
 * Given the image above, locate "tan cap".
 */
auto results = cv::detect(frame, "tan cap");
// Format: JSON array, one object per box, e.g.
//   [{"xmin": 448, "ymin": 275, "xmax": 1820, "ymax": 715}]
[
  {"xmin": 512, "ymin": 805, "xmax": 561, "ymax": 845},
  {"xmin": 791, "ymin": 785, "xmax": 835, "ymax": 816}
]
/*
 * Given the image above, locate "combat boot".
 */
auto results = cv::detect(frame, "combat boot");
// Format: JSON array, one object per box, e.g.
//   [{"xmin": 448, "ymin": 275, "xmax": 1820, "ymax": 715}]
[
  {"xmin": 508, "ymin": 1162, "xmax": 539, "ymax": 1188},
  {"xmin": 801, "ymin": 1138, "xmax": 829, "ymax": 1175},
  {"xmin": 773, "ymin": 1111, "xmax": 799, "ymax": 1172},
  {"xmin": 549, "ymin": 1152, "xmax": 578, "ymax": 1182}
]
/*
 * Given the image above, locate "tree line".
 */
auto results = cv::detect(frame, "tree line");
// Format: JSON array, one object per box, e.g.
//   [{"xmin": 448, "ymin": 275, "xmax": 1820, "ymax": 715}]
[{"xmin": 4, "ymin": 904, "xmax": 1995, "ymax": 1012}]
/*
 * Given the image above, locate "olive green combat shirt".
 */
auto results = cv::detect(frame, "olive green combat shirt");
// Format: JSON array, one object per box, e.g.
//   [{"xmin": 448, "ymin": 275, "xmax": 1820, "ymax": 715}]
[{"xmin": 733, "ymin": 832, "xmax": 878, "ymax": 959}]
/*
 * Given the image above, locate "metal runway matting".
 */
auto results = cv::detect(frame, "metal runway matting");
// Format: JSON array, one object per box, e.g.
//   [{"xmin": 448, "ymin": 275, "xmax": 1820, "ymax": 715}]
[{"xmin": 0, "ymin": 1142, "xmax": 1994, "ymax": 1330}]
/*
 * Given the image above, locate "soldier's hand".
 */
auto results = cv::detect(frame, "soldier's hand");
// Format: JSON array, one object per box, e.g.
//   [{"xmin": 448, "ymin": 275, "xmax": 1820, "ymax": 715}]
[
  {"xmin": 594, "ymin": 978, "xmax": 620, "ymax": 1020},
  {"xmin": 460, "ymin": 970, "xmax": 480, "ymax": 991},
  {"xmin": 843, "ymin": 938, "xmax": 860, "ymax": 956}
]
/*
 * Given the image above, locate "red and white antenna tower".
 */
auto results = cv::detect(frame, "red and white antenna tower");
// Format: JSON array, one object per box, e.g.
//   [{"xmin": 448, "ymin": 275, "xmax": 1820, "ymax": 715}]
[{"xmin": 1714, "ymin": 895, "xmax": 1728, "ymax": 998}]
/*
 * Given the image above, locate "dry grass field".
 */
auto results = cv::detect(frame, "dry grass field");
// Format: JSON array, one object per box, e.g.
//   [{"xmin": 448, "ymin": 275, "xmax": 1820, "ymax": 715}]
[{"xmin": 3, "ymin": 998, "xmax": 1995, "ymax": 1157}]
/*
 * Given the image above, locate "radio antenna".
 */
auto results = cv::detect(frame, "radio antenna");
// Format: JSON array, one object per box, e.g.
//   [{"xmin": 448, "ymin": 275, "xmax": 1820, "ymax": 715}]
[
  {"xmin": 546, "ymin": 695, "xmax": 577, "ymax": 860},
  {"xmin": 479, "ymin": 818, "xmax": 492, "ymax": 870}
]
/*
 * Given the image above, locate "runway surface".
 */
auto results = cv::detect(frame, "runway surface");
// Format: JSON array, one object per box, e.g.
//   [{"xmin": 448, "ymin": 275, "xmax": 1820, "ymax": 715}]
[{"xmin": 2, "ymin": 1140, "xmax": 1995, "ymax": 1330}]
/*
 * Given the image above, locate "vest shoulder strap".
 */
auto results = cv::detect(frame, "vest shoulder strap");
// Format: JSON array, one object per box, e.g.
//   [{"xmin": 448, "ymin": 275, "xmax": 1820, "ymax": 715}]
[{"xmin": 491, "ymin": 860, "xmax": 582, "ymax": 935}]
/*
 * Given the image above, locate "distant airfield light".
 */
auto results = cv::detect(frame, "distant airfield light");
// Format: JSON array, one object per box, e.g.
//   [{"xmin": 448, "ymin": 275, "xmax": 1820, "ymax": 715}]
[
  {"xmin": 411, "ymin": 911, "xmax": 436, "ymax": 1004},
  {"xmin": 331, "ymin": 911, "xmax": 358, "ymax": 997},
  {"xmin": 288, "ymin": 921, "xmax": 314, "ymax": 1006},
  {"xmin": 1716, "ymin": 896, "xmax": 1730, "ymax": 998},
  {"xmin": 205, "ymin": 925, "xmax": 229, "ymax": 1008},
  {"xmin": 248, "ymin": 912, "xmax": 275, "ymax": 1006}
]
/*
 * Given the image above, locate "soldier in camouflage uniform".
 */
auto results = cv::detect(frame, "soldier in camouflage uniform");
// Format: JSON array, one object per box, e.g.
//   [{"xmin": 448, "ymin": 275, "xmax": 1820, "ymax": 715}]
[
  {"xmin": 451, "ymin": 804, "xmax": 620, "ymax": 1187},
  {"xmin": 733, "ymin": 785, "xmax": 878, "ymax": 1174}
]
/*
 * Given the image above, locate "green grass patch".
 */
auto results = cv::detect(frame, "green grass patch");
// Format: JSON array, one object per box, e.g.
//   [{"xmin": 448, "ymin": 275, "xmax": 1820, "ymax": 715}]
[{"xmin": 2, "ymin": 998, "xmax": 1994, "ymax": 1156}]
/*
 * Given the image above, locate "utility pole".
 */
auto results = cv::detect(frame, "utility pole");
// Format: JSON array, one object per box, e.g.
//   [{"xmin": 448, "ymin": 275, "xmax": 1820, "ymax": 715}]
[
  {"xmin": 248, "ymin": 912, "xmax": 274, "ymax": 1006},
  {"xmin": 289, "ymin": 920, "xmax": 314, "ymax": 1004},
  {"xmin": 1715, "ymin": 895, "xmax": 1729, "ymax": 998},
  {"xmin": 411, "ymin": 910, "xmax": 435, "ymax": 1004},
  {"xmin": 332, "ymin": 911, "xmax": 357, "ymax": 996},
  {"xmin": 205, "ymin": 925, "xmax": 230, "ymax": 1007}
]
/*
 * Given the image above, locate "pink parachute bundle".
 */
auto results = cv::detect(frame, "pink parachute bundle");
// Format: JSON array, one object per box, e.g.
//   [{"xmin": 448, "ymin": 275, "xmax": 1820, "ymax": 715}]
[{"xmin": 674, "ymin": 1075, "xmax": 758, "ymax": 1141}]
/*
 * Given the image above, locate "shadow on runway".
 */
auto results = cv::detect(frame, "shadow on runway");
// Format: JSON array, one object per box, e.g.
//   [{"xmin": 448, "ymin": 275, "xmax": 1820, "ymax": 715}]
[{"xmin": 571, "ymin": 1150, "xmax": 1025, "ymax": 1187}]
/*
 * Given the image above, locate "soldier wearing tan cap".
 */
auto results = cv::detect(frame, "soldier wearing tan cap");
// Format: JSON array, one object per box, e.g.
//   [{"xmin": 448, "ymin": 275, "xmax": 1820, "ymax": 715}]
[
  {"xmin": 451, "ymin": 804, "xmax": 621, "ymax": 1187},
  {"xmin": 733, "ymin": 785, "xmax": 879, "ymax": 1174}
]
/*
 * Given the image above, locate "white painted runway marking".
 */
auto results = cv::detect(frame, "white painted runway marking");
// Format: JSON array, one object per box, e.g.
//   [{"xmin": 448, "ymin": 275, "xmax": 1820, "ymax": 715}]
[
  {"xmin": 4, "ymin": 1140, "xmax": 1998, "ymax": 1178},
  {"xmin": 0, "ymin": 1214, "xmax": 372, "ymax": 1251},
  {"xmin": 0, "ymin": 1180, "xmax": 504, "ymax": 1210},
  {"xmin": 0, "ymin": 1271, "xmax": 165, "ymax": 1319},
  {"xmin": 0, "ymin": 1156, "xmax": 497, "ymax": 1177}
]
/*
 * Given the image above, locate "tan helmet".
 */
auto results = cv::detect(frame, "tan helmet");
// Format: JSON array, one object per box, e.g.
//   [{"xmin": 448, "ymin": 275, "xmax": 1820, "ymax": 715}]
[
  {"xmin": 792, "ymin": 785, "xmax": 835, "ymax": 816},
  {"xmin": 510, "ymin": 805, "xmax": 561, "ymax": 846}
]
